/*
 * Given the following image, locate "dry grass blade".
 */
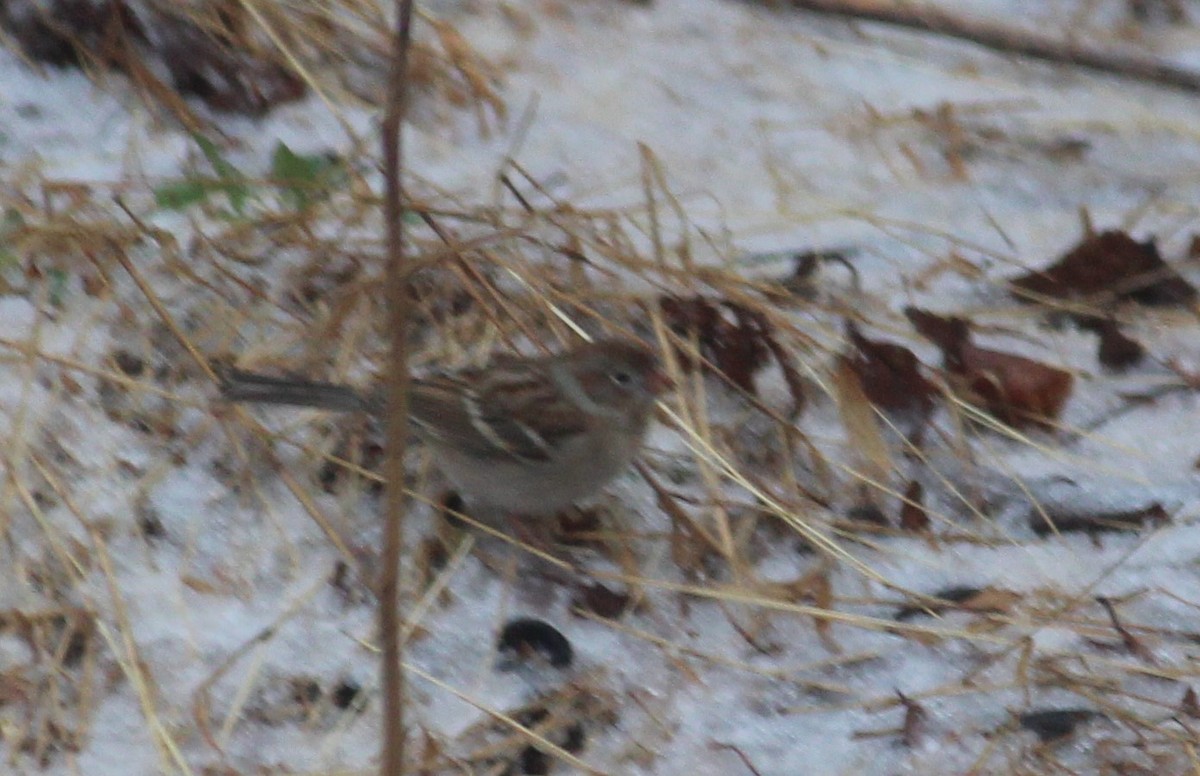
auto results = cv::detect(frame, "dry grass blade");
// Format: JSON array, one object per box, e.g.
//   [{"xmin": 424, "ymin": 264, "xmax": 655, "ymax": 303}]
[
  {"xmin": 658, "ymin": 402, "xmax": 903, "ymax": 591},
  {"xmin": 24, "ymin": 454, "xmax": 192, "ymax": 774},
  {"xmin": 592, "ymin": 571, "xmax": 1010, "ymax": 644},
  {"xmin": 403, "ymin": 664, "xmax": 606, "ymax": 775},
  {"xmin": 831, "ymin": 358, "xmax": 893, "ymax": 482}
]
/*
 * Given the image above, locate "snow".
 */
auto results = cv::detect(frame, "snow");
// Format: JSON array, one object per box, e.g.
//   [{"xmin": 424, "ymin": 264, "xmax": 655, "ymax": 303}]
[{"xmin": 3, "ymin": 0, "xmax": 1200, "ymax": 774}]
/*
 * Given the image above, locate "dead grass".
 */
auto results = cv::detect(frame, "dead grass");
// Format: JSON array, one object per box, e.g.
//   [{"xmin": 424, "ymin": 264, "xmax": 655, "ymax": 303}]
[{"xmin": 2, "ymin": 4, "xmax": 1200, "ymax": 776}]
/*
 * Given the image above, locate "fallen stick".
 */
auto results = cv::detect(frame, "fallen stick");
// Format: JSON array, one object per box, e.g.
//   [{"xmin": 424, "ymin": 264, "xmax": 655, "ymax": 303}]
[
  {"xmin": 380, "ymin": 0, "xmax": 416, "ymax": 773},
  {"xmin": 773, "ymin": 0, "xmax": 1200, "ymax": 93}
]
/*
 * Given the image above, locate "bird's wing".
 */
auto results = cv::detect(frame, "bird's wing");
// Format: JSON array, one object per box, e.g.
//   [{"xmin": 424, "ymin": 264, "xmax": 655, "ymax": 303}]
[{"xmin": 409, "ymin": 369, "xmax": 587, "ymax": 463}]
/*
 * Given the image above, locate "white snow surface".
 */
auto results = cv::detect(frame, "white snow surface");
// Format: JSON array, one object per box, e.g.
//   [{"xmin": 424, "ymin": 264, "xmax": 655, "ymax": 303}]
[{"xmin": 3, "ymin": 1, "xmax": 1200, "ymax": 774}]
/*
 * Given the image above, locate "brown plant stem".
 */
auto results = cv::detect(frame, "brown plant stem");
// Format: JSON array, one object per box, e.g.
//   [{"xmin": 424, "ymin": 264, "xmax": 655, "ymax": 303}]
[{"xmin": 380, "ymin": 0, "xmax": 416, "ymax": 774}]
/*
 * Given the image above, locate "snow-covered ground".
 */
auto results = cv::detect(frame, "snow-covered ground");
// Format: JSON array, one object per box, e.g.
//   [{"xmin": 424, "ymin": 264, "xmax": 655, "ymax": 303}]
[{"xmin": 4, "ymin": 1, "xmax": 1200, "ymax": 774}]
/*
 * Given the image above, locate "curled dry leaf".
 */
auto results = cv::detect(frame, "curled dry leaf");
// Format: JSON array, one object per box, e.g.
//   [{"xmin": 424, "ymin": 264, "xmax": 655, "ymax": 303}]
[
  {"xmin": 904, "ymin": 308, "xmax": 971, "ymax": 369},
  {"xmin": 1009, "ymin": 230, "xmax": 1189, "ymax": 369},
  {"xmin": 905, "ymin": 307, "xmax": 1073, "ymax": 429},
  {"xmin": 1029, "ymin": 501, "xmax": 1168, "ymax": 537},
  {"xmin": 1077, "ymin": 317, "xmax": 1145, "ymax": 371},
  {"xmin": 894, "ymin": 586, "xmax": 1020, "ymax": 621},
  {"xmin": 897, "ymin": 691, "xmax": 929, "ymax": 749},
  {"xmin": 899, "ymin": 480, "xmax": 930, "ymax": 532},
  {"xmin": 660, "ymin": 295, "xmax": 768, "ymax": 392},
  {"xmin": 572, "ymin": 582, "xmax": 631, "ymax": 619},
  {"xmin": 1012, "ymin": 230, "xmax": 1197, "ymax": 306},
  {"xmin": 841, "ymin": 324, "xmax": 937, "ymax": 421},
  {"xmin": 956, "ymin": 342, "xmax": 1074, "ymax": 427},
  {"xmin": 1018, "ymin": 708, "xmax": 1102, "ymax": 742},
  {"xmin": 659, "ymin": 295, "xmax": 804, "ymax": 414},
  {"xmin": 778, "ymin": 249, "xmax": 858, "ymax": 298},
  {"xmin": 845, "ymin": 502, "xmax": 889, "ymax": 527}
]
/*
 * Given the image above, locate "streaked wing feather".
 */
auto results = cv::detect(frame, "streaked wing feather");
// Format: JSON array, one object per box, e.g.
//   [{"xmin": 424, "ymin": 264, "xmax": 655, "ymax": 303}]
[{"xmin": 410, "ymin": 368, "xmax": 586, "ymax": 462}]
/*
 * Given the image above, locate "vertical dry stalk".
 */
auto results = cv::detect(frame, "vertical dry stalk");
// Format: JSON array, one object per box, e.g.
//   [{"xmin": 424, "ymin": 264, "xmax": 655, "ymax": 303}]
[{"xmin": 380, "ymin": 0, "xmax": 416, "ymax": 774}]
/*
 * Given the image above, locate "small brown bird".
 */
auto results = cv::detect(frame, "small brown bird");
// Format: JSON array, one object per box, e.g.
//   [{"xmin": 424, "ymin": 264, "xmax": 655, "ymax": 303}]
[{"xmin": 222, "ymin": 339, "xmax": 671, "ymax": 514}]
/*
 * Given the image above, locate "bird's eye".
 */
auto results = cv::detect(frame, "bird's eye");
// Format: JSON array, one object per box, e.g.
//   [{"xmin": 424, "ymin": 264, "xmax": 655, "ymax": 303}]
[{"xmin": 610, "ymin": 370, "xmax": 633, "ymax": 386}]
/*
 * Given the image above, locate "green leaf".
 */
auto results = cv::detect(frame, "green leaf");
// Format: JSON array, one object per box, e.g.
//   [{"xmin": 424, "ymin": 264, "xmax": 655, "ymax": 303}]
[
  {"xmin": 154, "ymin": 179, "xmax": 211, "ymax": 210},
  {"xmin": 0, "ymin": 209, "xmax": 26, "ymax": 268},
  {"xmin": 0, "ymin": 208, "xmax": 22, "ymax": 231},
  {"xmin": 194, "ymin": 134, "xmax": 238, "ymax": 180},
  {"xmin": 271, "ymin": 141, "xmax": 317, "ymax": 181},
  {"xmin": 47, "ymin": 268, "xmax": 68, "ymax": 307},
  {"xmin": 270, "ymin": 141, "xmax": 345, "ymax": 209},
  {"xmin": 193, "ymin": 134, "xmax": 250, "ymax": 215},
  {"xmin": 222, "ymin": 181, "xmax": 250, "ymax": 216}
]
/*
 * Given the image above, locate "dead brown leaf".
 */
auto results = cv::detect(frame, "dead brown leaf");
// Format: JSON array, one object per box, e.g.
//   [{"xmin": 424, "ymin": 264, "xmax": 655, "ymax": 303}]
[
  {"xmin": 572, "ymin": 582, "xmax": 631, "ymax": 619},
  {"xmin": 841, "ymin": 324, "xmax": 937, "ymax": 421},
  {"xmin": 660, "ymin": 295, "xmax": 803, "ymax": 413},
  {"xmin": 1078, "ymin": 317, "xmax": 1145, "ymax": 371},
  {"xmin": 897, "ymin": 691, "xmax": 930, "ymax": 748},
  {"xmin": 1018, "ymin": 708, "xmax": 1101, "ymax": 742},
  {"xmin": 1011, "ymin": 230, "xmax": 1196, "ymax": 306},
  {"xmin": 906, "ymin": 307, "xmax": 1074, "ymax": 429},
  {"xmin": 899, "ymin": 480, "xmax": 930, "ymax": 532},
  {"xmin": 1029, "ymin": 502, "xmax": 1169, "ymax": 537}
]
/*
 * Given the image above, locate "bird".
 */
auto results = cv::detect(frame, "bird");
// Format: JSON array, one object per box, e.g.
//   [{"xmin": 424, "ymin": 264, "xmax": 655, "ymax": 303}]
[{"xmin": 221, "ymin": 339, "xmax": 671, "ymax": 515}]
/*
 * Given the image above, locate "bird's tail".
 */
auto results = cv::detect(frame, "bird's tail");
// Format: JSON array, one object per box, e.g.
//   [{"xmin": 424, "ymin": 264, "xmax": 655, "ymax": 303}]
[{"xmin": 220, "ymin": 369, "xmax": 374, "ymax": 413}]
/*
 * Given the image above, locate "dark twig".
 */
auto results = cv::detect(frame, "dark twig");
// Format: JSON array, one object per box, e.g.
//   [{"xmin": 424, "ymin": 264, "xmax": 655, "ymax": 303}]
[
  {"xmin": 775, "ymin": 0, "xmax": 1200, "ymax": 93},
  {"xmin": 710, "ymin": 742, "xmax": 765, "ymax": 776},
  {"xmin": 380, "ymin": 0, "xmax": 416, "ymax": 774}
]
